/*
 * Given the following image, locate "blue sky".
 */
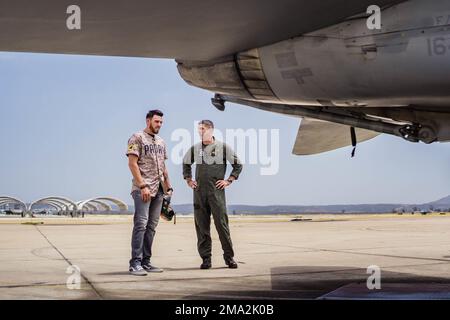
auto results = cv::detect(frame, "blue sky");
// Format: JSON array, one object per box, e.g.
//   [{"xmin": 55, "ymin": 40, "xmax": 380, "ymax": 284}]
[{"xmin": 0, "ymin": 52, "xmax": 449, "ymax": 206}]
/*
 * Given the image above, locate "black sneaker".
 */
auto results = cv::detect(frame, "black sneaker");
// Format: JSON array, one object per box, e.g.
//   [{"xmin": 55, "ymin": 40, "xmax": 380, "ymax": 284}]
[
  {"xmin": 225, "ymin": 258, "xmax": 238, "ymax": 269},
  {"xmin": 129, "ymin": 265, "xmax": 147, "ymax": 276},
  {"xmin": 200, "ymin": 258, "xmax": 212, "ymax": 269},
  {"xmin": 142, "ymin": 262, "xmax": 164, "ymax": 273}
]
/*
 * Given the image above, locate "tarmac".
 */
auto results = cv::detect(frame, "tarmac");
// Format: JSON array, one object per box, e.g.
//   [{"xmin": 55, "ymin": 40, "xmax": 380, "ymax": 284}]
[{"xmin": 0, "ymin": 213, "xmax": 450, "ymax": 300}]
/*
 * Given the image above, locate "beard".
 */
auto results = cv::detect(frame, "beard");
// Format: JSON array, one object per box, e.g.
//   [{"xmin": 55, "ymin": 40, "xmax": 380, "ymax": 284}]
[{"xmin": 149, "ymin": 125, "xmax": 160, "ymax": 134}]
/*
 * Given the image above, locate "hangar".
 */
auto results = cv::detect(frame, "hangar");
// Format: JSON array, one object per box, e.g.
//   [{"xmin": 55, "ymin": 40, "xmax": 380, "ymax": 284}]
[{"xmin": 0, "ymin": 196, "xmax": 128, "ymax": 217}]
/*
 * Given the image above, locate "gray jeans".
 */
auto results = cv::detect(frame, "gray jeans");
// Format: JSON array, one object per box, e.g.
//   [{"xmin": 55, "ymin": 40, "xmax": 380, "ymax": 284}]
[{"xmin": 129, "ymin": 186, "xmax": 163, "ymax": 267}]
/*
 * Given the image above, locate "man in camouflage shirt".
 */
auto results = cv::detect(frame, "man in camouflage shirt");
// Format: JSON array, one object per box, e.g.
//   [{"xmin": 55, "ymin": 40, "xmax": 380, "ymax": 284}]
[{"xmin": 126, "ymin": 109, "xmax": 173, "ymax": 276}]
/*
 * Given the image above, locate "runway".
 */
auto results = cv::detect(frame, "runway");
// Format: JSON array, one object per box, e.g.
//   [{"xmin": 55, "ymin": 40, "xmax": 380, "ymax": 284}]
[{"xmin": 0, "ymin": 214, "xmax": 449, "ymax": 300}]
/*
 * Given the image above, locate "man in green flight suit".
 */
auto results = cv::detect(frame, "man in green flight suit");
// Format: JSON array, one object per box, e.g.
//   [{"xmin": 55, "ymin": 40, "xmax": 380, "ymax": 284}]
[{"xmin": 183, "ymin": 120, "xmax": 243, "ymax": 269}]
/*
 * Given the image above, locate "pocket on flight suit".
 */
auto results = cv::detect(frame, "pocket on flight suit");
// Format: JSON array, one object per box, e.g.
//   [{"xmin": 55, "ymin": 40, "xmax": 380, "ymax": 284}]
[{"xmin": 193, "ymin": 182, "xmax": 202, "ymax": 210}]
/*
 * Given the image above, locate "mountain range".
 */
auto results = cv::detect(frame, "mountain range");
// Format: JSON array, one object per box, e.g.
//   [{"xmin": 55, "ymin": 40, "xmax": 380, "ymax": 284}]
[{"xmin": 168, "ymin": 195, "xmax": 450, "ymax": 215}]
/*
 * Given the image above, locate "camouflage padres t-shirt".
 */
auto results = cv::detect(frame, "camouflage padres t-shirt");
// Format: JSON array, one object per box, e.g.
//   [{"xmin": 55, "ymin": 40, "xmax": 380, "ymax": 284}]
[{"xmin": 126, "ymin": 131, "xmax": 168, "ymax": 196}]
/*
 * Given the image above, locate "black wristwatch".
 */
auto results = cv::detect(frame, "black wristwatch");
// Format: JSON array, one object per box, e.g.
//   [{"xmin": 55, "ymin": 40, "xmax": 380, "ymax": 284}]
[
  {"xmin": 226, "ymin": 178, "xmax": 233, "ymax": 184},
  {"xmin": 140, "ymin": 184, "xmax": 149, "ymax": 190},
  {"xmin": 167, "ymin": 187, "xmax": 174, "ymax": 192}
]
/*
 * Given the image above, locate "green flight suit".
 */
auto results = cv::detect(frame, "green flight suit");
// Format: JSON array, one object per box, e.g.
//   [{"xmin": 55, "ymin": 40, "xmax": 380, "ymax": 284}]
[{"xmin": 183, "ymin": 139, "xmax": 243, "ymax": 260}]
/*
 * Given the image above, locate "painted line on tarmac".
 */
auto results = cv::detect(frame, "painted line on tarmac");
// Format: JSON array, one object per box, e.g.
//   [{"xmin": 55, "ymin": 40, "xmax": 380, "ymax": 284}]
[{"xmin": 34, "ymin": 225, "xmax": 103, "ymax": 299}]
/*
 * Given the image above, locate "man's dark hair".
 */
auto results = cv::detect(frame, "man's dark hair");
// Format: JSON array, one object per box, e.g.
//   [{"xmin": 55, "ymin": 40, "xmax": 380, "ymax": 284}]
[
  {"xmin": 146, "ymin": 109, "xmax": 164, "ymax": 119},
  {"xmin": 199, "ymin": 119, "xmax": 214, "ymax": 129}
]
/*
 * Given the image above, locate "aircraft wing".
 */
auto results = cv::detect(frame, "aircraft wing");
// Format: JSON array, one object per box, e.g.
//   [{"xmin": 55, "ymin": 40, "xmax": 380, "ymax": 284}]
[
  {"xmin": 0, "ymin": 0, "xmax": 401, "ymax": 61},
  {"xmin": 292, "ymin": 118, "xmax": 380, "ymax": 155}
]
